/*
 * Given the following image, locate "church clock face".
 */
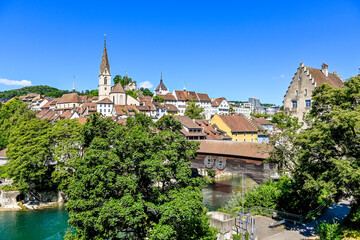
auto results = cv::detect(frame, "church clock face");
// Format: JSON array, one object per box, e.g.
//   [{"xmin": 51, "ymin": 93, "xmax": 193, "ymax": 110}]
[
  {"xmin": 215, "ymin": 157, "xmax": 226, "ymax": 170},
  {"xmin": 204, "ymin": 156, "xmax": 214, "ymax": 168}
]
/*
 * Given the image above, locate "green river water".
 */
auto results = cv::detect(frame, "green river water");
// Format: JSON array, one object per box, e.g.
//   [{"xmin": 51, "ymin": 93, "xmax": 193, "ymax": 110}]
[{"xmin": 0, "ymin": 175, "xmax": 255, "ymax": 240}]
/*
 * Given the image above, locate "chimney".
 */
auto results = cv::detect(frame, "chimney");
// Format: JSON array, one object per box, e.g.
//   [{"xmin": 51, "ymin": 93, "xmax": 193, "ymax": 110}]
[
  {"xmin": 300, "ymin": 62, "xmax": 304, "ymax": 67},
  {"xmin": 322, "ymin": 63, "xmax": 328, "ymax": 78}
]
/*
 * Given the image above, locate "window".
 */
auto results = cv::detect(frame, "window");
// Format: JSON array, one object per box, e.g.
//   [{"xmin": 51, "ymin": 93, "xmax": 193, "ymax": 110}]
[
  {"xmin": 108, "ymin": 109, "xmax": 110, "ymax": 112},
  {"xmin": 244, "ymin": 133, "xmax": 246, "ymax": 137},
  {"xmin": 306, "ymin": 100, "xmax": 311, "ymax": 107},
  {"xmin": 100, "ymin": 109, "xmax": 102, "ymax": 113},
  {"xmin": 105, "ymin": 87, "xmax": 107, "ymax": 90},
  {"xmin": 305, "ymin": 89, "xmax": 308, "ymax": 96},
  {"xmin": 244, "ymin": 139, "xmax": 246, "ymax": 142},
  {"xmin": 251, "ymin": 139, "xmax": 253, "ymax": 142},
  {"xmin": 104, "ymin": 77, "xmax": 107, "ymax": 85},
  {"xmin": 292, "ymin": 101, "xmax": 297, "ymax": 108},
  {"xmin": 100, "ymin": 104, "xmax": 102, "ymax": 108},
  {"xmin": 296, "ymin": 90, "xmax": 298, "ymax": 96},
  {"xmin": 108, "ymin": 104, "xmax": 110, "ymax": 107}
]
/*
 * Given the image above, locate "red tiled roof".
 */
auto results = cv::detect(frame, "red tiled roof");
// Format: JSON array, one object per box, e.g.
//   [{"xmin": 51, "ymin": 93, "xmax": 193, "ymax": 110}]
[
  {"xmin": 195, "ymin": 120, "xmax": 231, "ymax": 140},
  {"xmin": 156, "ymin": 94, "xmax": 176, "ymax": 101},
  {"xmin": 59, "ymin": 110, "xmax": 72, "ymax": 119},
  {"xmin": 76, "ymin": 117, "xmax": 88, "ymax": 124},
  {"xmin": 114, "ymin": 105, "xmax": 138, "ymax": 115},
  {"xmin": 218, "ymin": 115, "xmax": 257, "ymax": 133},
  {"xmin": 197, "ymin": 140, "xmax": 271, "ymax": 159},
  {"xmin": 174, "ymin": 116, "xmax": 201, "ymax": 129},
  {"xmin": 253, "ymin": 118, "xmax": 272, "ymax": 125},
  {"xmin": 57, "ymin": 93, "xmax": 82, "ymax": 104},
  {"xmin": 138, "ymin": 96, "xmax": 156, "ymax": 110},
  {"xmin": 211, "ymin": 97, "xmax": 226, "ymax": 107},
  {"xmin": 174, "ymin": 90, "xmax": 199, "ymax": 101},
  {"xmin": 197, "ymin": 93, "xmax": 211, "ymax": 102},
  {"xmin": 307, "ymin": 66, "xmax": 344, "ymax": 88},
  {"xmin": 0, "ymin": 148, "xmax": 7, "ymax": 158},
  {"xmin": 111, "ymin": 83, "xmax": 125, "ymax": 93},
  {"xmin": 97, "ymin": 98, "xmax": 113, "ymax": 104},
  {"xmin": 36, "ymin": 109, "xmax": 51, "ymax": 119}
]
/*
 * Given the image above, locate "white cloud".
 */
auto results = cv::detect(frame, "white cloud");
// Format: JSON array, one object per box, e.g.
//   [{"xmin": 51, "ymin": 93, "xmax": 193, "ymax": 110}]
[
  {"xmin": 0, "ymin": 78, "xmax": 32, "ymax": 86},
  {"xmin": 280, "ymin": 74, "xmax": 285, "ymax": 78},
  {"xmin": 139, "ymin": 81, "xmax": 153, "ymax": 89}
]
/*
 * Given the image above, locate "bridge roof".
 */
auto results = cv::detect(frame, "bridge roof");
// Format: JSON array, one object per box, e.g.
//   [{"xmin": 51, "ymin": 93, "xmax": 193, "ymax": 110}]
[{"xmin": 197, "ymin": 140, "xmax": 271, "ymax": 160}]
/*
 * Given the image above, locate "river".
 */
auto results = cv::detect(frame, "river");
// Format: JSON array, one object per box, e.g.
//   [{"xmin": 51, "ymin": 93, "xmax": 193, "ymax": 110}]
[{"xmin": 0, "ymin": 174, "xmax": 256, "ymax": 239}]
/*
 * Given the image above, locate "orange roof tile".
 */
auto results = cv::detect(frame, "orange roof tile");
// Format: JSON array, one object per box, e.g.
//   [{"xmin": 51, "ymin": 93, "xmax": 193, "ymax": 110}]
[
  {"xmin": 97, "ymin": 98, "xmax": 113, "ymax": 104},
  {"xmin": 0, "ymin": 148, "xmax": 7, "ymax": 158},
  {"xmin": 218, "ymin": 115, "xmax": 257, "ymax": 133},
  {"xmin": 197, "ymin": 93, "xmax": 211, "ymax": 102},
  {"xmin": 76, "ymin": 117, "xmax": 88, "ymax": 124},
  {"xmin": 57, "ymin": 93, "xmax": 82, "ymax": 104},
  {"xmin": 211, "ymin": 97, "xmax": 226, "ymax": 107},
  {"xmin": 156, "ymin": 94, "xmax": 176, "ymax": 101},
  {"xmin": 307, "ymin": 66, "xmax": 344, "ymax": 88},
  {"xmin": 174, "ymin": 90, "xmax": 199, "ymax": 101},
  {"xmin": 111, "ymin": 83, "xmax": 125, "ymax": 93}
]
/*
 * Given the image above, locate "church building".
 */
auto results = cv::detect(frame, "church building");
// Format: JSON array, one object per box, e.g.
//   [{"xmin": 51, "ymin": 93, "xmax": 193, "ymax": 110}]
[{"xmin": 97, "ymin": 39, "xmax": 139, "ymax": 116}]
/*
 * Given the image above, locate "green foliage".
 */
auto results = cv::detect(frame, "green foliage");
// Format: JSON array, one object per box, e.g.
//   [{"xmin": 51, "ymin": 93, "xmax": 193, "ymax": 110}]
[
  {"xmin": 316, "ymin": 221, "xmax": 341, "ymax": 240},
  {"xmin": 0, "ymin": 185, "xmax": 18, "ymax": 191},
  {"xmin": 229, "ymin": 105, "xmax": 235, "ymax": 115},
  {"xmin": 65, "ymin": 113, "xmax": 216, "ymax": 239},
  {"xmin": 219, "ymin": 178, "xmax": 289, "ymax": 213},
  {"xmin": 232, "ymin": 234, "xmax": 242, "ymax": 240},
  {"xmin": 140, "ymin": 87, "xmax": 154, "ymax": 97},
  {"xmin": 250, "ymin": 112, "xmax": 270, "ymax": 118},
  {"xmin": 113, "ymin": 74, "xmax": 134, "ymax": 87},
  {"xmin": 126, "ymin": 90, "xmax": 138, "ymax": 99},
  {"xmin": 185, "ymin": 100, "xmax": 204, "ymax": 119},
  {"xmin": 0, "ymin": 98, "xmax": 36, "ymax": 150},
  {"xmin": 1, "ymin": 118, "xmax": 53, "ymax": 191},
  {"xmin": 207, "ymin": 170, "xmax": 215, "ymax": 178},
  {"xmin": 153, "ymin": 96, "xmax": 165, "ymax": 102},
  {"xmin": 0, "ymin": 85, "xmax": 64, "ymax": 98}
]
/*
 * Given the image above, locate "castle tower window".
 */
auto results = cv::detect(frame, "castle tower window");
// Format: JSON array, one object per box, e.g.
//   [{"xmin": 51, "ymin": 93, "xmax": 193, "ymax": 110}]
[{"xmin": 104, "ymin": 77, "xmax": 107, "ymax": 85}]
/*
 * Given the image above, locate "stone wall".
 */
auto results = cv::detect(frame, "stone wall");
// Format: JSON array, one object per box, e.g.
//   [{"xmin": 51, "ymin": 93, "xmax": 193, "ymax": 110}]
[{"xmin": 0, "ymin": 190, "xmax": 21, "ymax": 207}]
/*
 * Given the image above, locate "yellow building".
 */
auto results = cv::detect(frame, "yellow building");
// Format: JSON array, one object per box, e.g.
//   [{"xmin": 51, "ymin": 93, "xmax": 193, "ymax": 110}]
[{"xmin": 210, "ymin": 114, "xmax": 258, "ymax": 142}]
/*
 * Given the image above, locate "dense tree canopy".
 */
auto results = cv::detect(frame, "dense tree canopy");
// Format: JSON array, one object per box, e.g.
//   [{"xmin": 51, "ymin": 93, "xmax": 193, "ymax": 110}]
[
  {"xmin": 270, "ymin": 76, "xmax": 360, "ymax": 220},
  {"xmin": 153, "ymin": 96, "xmax": 165, "ymax": 103},
  {"xmin": 113, "ymin": 75, "xmax": 136, "ymax": 87},
  {"xmin": 64, "ymin": 114, "xmax": 216, "ymax": 239},
  {"xmin": 185, "ymin": 100, "xmax": 204, "ymax": 119},
  {"xmin": 140, "ymin": 87, "xmax": 153, "ymax": 97}
]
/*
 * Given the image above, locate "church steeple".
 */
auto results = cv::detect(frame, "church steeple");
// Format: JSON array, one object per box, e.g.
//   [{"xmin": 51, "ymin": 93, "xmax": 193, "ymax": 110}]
[
  {"xmin": 100, "ymin": 37, "xmax": 111, "ymax": 76},
  {"xmin": 98, "ymin": 34, "xmax": 112, "ymax": 101}
]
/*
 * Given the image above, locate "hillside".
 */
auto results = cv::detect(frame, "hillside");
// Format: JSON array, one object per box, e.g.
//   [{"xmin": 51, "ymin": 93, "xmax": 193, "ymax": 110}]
[{"xmin": 0, "ymin": 85, "xmax": 70, "ymax": 98}]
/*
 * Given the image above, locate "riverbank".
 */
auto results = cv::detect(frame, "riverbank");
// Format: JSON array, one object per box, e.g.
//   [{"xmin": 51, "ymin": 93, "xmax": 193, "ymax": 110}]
[{"xmin": 0, "ymin": 201, "xmax": 63, "ymax": 211}]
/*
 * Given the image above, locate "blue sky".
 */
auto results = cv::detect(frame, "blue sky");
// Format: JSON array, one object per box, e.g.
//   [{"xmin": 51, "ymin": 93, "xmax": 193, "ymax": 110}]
[{"xmin": 1, "ymin": 0, "xmax": 360, "ymax": 104}]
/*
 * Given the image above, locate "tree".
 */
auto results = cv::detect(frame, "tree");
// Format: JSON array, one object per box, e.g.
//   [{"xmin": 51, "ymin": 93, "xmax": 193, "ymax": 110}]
[
  {"xmin": 113, "ymin": 75, "xmax": 134, "ymax": 87},
  {"xmin": 140, "ymin": 87, "xmax": 153, "ymax": 97},
  {"xmin": 126, "ymin": 90, "xmax": 138, "ymax": 99},
  {"xmin": 65, "ymin": 113, "xmax": 217, "ymax": 239},
  {"xmin": 269, "ymin": 76, "xmax": 360, "ymax": 216},
  {"xmin": 153, "ymin": 96, "xmax": 165, "ymax": 103},
  {"xmin": 229, "ymin": 105, "xmax": 235, "ymax": 115},
  {"xmin": 185, "ymin": 100, "xmax": 204, "ymax": 119},
  {"xmin": 1, "ymin": 118, "xmax": 53, "ymax": 191},
  {"xmin": 0, "ymin": 98, "xmax": 36, "ymax": 150},
  {"xmin": 88, "ymin": 89, "xmax": 98, "ymax": 98}
]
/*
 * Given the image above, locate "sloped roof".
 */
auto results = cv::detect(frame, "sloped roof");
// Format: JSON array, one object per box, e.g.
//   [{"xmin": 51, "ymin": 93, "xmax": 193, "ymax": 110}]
[
  {"xmin": 138, "ymin": 96, "xmax": 156, "ymax": 110},
  {"xmin": 41, "ymin": 110, "xmax": 57, "ymax": 120},
  {"xmin": 100, "ymin": 42, "xmax": 111, "ymax": 75},
  {"xmin": 57, "ymin": 93, "xmax": 82, "ymax": 104},
  {"xmin": 156, "ymin": 94, "xmax": 176, "ymax": 101},
  {"xmin": 253, "ymin": 117, "xmax": 272, "ymax": 125},
  {"xmin": 0, "ymin": 148, "xmax": 7, "ymax": 158},
  {"xmin": 211, "ymin": 97, "xmax": 226, "ymax": 107},
  {"xmin": 174, "ymin": 116, "xmax": 201, "ymax": 129},
  {"xmin": 174, "ymin": 90, "xmax": 199, "ymax": 101},
  {"xmin": 36, "ymin": 109, "xmax": 51, "ymax": 119},
  {"xmin": 97, "ymin": 98, "xmax": 113, "ymax": 104},
  {"xmin": 197, "ymin": 93, "xmax": 211, "ymax": 102},
  {"xmin": 164, "ymin": 104, "xmax": 178, "ymax": 112},
  {"xmin": 114, "ymin": 105, "xmax": 138, "ymax": 115},
  {"xmin": 111, "ymin": 83, "xmax": 125, "ymax": 93},
  {"xmin": 195, "ymin": 120, "xmax": 232, "ymax": 140},
  {"xmin": 218, "ymin": 115, "xmax": 257, "ymax": 133},
  {"xmin": 59, "ymin": 110, "xmax": 72, "ymax": 119},
  {"xmin": 155, "ymin": 79, "xmax": 168, "ymax": 91},
  {"xmin": 76, "ymin": 117, "xmax": 88, "ymax": 124},
  {"xmin": 307, "ymin": 66, "xmax": 343, "ymax": 88},
  {"xmin": 198, "ymin": 140, "xmax": 271, "ymax": 159}
]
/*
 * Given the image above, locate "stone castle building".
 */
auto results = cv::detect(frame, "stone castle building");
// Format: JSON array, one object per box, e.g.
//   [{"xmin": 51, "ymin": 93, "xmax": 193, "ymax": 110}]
[{"xmin": 284, "ymin": 62, "xmax": 343, "ymax": 122}]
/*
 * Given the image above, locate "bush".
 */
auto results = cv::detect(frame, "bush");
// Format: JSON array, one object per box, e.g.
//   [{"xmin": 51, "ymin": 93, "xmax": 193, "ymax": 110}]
[
  {"xmin": 0, "ymin": 185, "xmax": 18, "ymax": 191},
  {"xmin": 207, "ymin": 170, "xmax": 215, "ymax": 178},
  {"xmin": 316, "ymin": 221, "xmax": 341, "ymax": 240}
]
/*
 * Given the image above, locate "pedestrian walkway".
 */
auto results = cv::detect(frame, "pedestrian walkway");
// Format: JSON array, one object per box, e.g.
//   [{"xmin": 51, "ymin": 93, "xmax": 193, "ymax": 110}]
[{"xmin": 255, "ymin": 199, "xmax": 351, "ymax": 240}]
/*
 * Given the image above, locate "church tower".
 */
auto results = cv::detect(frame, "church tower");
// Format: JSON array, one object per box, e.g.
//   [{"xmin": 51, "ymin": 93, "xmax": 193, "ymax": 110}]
[{"xmin": 98, "ymin": 38, "xmax": 111, "ymax": 101}]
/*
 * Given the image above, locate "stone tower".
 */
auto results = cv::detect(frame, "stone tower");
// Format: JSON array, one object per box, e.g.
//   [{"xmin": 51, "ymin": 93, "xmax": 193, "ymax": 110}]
[{"xmin": 98, "ymin": 39, "xmax": 111, "ymax": 101}]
